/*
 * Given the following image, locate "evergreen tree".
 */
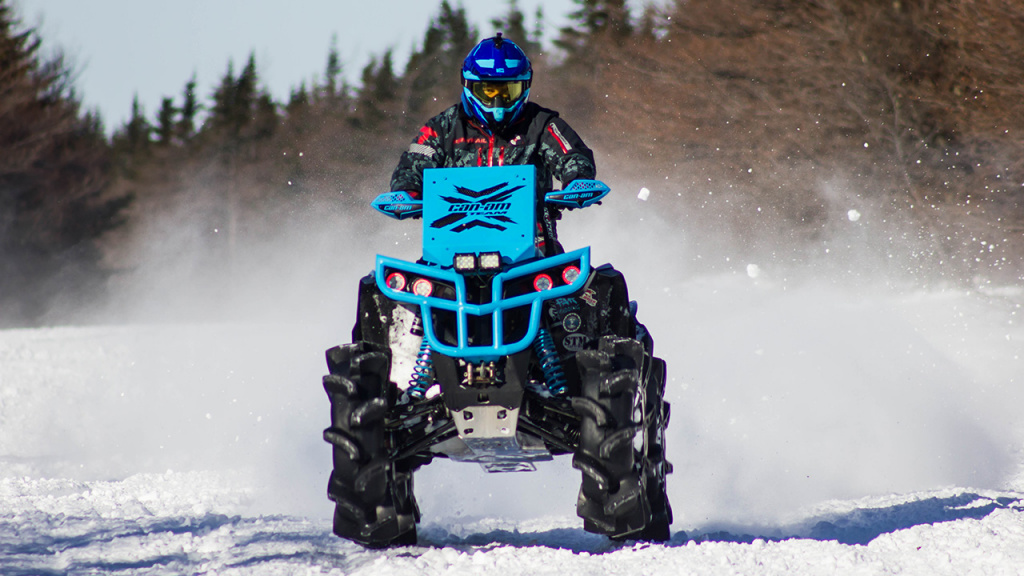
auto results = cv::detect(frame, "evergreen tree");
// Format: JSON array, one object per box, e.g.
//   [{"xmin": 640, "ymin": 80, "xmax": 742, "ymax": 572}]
[
  {"xmin": 207, "ymin": 53, "xmax": 273, "ymax": 142},
  {"xmin": 233, "ymin": 54, "xmax": 258, "ymax": 130},
  {"xmin": 253, "ymin": 92, "xmax": 277, "ymax": 140},
  {"xmin": 0, "ymin": 0, "xmax": 130, "ymax": 325},
  {"xmin": 372, "ymin": 50, "xmax": 397, "ymax": 103},
  {"xmin": 210, "ymin": 60, "xmax": 238, "ymax": 135},
  {"xmin": 156, "ymin": 97, "xmax": 176, "ymax": 145},
  {"xmin": 118, "ymin": 95, "xmax": 151, "ymax": 151},
  {"xmin": 288, "ymin": 82, "xmax": 310, "ymax": 113},
  {"xmin": 323, "ymin": 34, "xmax": 342, "ymax": 101},
  {"xmin": 403, "ymin": 1, "xmax": 476, "ymax": 116},
  {"xmin": 176, "ymin": 75, "xmax": 198, "ymax": 141},
  {"xmin": 355, "ymin": 51, "xmax": 400, "ymax": 127},
  {"xmin": 532, "ymin": 5, "xmax": 545, "ymax": 48},
  {"xmin": 556, "ymin": 0, "xmax": 632, "ymax": 54}
]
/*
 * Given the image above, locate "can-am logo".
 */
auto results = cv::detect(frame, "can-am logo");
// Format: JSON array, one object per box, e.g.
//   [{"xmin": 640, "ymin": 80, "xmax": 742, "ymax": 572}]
[
  {"xmin": 431, "ymin": 182, "xmax": 523, "ymax": 232},
  {"xmin": 448, "ymin": 202, "xmax": 511, "ymax": 214}
]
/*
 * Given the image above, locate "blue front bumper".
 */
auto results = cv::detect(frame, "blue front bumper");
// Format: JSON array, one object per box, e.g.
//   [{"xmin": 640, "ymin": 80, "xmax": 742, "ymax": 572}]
[{"xmin": 375, "ymin": 248, "xmax": 591, "ymax": 363}]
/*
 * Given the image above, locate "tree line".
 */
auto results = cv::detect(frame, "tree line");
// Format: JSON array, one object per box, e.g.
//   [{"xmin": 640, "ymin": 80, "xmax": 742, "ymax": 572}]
[
  {"xmin": 1, "ymin": 0, "xmax": 1022, "ymax": 326},
  {"xmin": 0, "ymin": 2, "xmax": 130, "ymax": 325}
]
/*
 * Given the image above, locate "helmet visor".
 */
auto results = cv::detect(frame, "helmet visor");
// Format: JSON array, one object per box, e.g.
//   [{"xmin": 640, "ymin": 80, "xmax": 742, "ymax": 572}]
[{"xmin": 470, "ymin": 80, "xmax": 526, "ymax": 107}]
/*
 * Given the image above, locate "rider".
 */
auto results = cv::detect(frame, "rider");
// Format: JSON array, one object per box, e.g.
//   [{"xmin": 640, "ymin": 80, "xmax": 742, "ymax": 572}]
[{"xmin": 390, "ymin": 33, "xmax": 596, "ymax": 256}]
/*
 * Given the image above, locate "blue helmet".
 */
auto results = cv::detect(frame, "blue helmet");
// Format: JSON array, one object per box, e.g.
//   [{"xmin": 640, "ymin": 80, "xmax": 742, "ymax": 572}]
[{"xmin": 461, "ymin": 34, "xmax": 532, "ymax": 131}]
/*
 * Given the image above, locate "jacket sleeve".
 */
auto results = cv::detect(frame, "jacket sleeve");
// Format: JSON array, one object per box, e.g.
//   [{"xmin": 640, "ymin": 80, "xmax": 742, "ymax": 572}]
[
  {"xmin": 537, "ymin": 116, "xmax": 596, "ymax": 185},
  {"xmin": 389, "ymin": 111, "xmax": 450, "ymax": 197}
]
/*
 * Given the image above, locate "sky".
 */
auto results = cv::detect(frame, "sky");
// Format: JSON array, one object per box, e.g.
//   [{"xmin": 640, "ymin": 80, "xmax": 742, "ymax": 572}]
[{"xmin": 11, "ymin": 0, "xmax": 581, "ymax": 132}]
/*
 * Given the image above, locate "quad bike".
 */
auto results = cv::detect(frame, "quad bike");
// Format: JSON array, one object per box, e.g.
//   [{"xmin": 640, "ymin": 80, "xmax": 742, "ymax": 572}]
[{"xmin": 322, "ymin": 165, "xmax": 672, "ymax": 547}]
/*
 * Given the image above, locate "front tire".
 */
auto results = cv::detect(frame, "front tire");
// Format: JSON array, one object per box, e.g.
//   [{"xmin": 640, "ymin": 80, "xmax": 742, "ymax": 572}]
[
  {"xmin": 323, "ymin": 342, "xmax": 418, "ymax": 547},
  {"xmin": 636, "ymin": 356, "xmax": 672, "ymax": 541},
  {"xmin": 572, "ymin": 336, "xmax": 671, "ymax": 541}
]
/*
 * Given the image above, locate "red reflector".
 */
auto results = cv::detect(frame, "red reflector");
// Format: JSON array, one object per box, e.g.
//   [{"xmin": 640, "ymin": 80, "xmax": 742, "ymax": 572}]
[
  {"xmin": 386, "ymin": 272, "xmax": 406, "ymax": 291},
  {"xmin": 412, "ymin": 278, "xmax": 434, "ymax": 297},
  {"xmin": 533, "ymin": 274, "xmax": 553, "ymax": 291}
]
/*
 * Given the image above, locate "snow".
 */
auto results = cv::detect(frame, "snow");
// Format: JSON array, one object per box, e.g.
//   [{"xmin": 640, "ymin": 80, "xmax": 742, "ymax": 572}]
[
  {"xmin": 3, "ymin": 473, "xmax": 1023, "ymax": 574},
  {"xmin": 3, "ymin": 277, "xmax": 1023, "ymax": 574},
  {"xmin": 3, "ymin": 192, "xmax": 1024, "ymax": 574}
]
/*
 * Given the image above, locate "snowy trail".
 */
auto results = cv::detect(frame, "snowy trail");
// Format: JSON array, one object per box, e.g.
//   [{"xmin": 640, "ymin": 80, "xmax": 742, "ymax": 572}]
[
  {"xmin": 3, "ymin": 472, "xmax": 1023, "ymax": 575},
  {"xmin": 3, "ymin": 247, "xmax": 1024, "ymax": 573}
]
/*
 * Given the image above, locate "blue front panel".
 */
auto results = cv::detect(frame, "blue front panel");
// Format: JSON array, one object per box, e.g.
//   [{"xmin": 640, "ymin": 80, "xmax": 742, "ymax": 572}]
[
  {"xmin": 422, "ymin": 165, "xmax": 538, "ymax": 267},
  {"xmin": 376, "ymin": 248, "xmax": 591, "ymax": 363}
]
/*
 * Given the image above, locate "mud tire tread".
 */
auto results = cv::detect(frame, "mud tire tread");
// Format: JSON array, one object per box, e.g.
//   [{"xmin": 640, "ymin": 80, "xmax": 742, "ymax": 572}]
[
  {"xmin": 323, "ymin": 342, "xmax": 419, "ymax": 547},
  {"xmin": 574, "ymin": 335, "xmax": 672, "ymax": 541}
]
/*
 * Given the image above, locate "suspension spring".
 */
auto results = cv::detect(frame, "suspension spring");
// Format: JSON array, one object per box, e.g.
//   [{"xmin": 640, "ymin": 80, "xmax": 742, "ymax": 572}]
[
  {"xmin": 534, "ymin": 327, "xmax": 567, "ymax": 395},
  {"xmin": 407, "ymin": 316, "xmax": 434, "ymax": 399}
]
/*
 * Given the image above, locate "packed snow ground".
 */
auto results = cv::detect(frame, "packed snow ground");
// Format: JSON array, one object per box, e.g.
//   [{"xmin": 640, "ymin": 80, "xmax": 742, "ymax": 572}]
[
  {"xmin": 3, "ymin": 277, "xmax": 1023, "ymax": 574},
  {"xmin": 3, "ymin": 192, "xmax": 1024, "ymax": 574}
]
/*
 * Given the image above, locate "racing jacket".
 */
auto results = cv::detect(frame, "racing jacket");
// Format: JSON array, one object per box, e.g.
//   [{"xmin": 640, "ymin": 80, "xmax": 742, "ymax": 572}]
[{"xmin": 390, "ymin": 102, "xmax": 596, "ymax": 255}]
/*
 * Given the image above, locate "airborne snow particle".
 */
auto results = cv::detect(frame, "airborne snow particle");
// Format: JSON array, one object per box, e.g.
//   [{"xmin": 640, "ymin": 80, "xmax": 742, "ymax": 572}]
[
  {"xmin": 848, "ymin": 209, "xmax": 862, "ymax": 222},
  {"xmin": 747, "ymin": 264, "xmax": 761, "ymax": 278},
  {"xmin": 638, "ymin": 187, "xmax": 651, "ymax": 201}
]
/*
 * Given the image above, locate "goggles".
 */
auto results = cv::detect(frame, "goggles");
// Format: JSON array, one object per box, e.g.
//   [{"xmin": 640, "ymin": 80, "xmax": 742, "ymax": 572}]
[{"xmin": 466, "ymin": 80, "xmax": 527, "ymax": 107}]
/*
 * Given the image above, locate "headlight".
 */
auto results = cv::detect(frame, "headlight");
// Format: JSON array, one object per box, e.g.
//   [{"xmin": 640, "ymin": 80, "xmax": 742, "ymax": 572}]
[
  {"xmin": 533, "ymin": 274, "xmax": 553, "ymax": 291},
  {"xmin": 386, "ymin": 272, "xmax": 407, "ymax": 291},
  {"xmin": 478, "ymin": 252, "xmax": 502, "ymax": 270},
  {"xmin": 453, "ymin": 253, "xmax": 476, "ymax": 271},
  {"xmin": 412, "ymin": 278, "xmax": 434, "ymax": 297},
  {"xmin": 562, "ymin": 265, "xmax": 581, "ymax": 284}
]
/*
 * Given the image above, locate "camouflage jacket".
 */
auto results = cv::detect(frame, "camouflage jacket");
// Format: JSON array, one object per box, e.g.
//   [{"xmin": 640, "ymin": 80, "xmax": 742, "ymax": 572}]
[{"xmin": 390, "ymin": 102, "xmax": 596, "ymax": 254}]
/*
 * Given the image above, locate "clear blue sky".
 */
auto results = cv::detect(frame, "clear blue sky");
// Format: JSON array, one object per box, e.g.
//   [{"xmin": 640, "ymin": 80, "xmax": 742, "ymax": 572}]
[{"xmin": 11, "ymin": 0, "xmax": 585, "ymax": 131}]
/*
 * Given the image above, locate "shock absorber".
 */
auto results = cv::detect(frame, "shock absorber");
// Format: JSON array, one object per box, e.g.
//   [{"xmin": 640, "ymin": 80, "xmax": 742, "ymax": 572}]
[
  {"xmin": 407, "ymin": 316, "xmax": 434, "ymax": 399},
  {"xmin": 534, "ymin": 327, "xmax": 567, "ymax": 395}
]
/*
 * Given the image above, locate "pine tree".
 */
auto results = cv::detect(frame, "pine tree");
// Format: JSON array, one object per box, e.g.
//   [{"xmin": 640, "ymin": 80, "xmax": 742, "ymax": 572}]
[
  {"xmin": 372, "ymin": 50, "xmax": 397, "ymax": 103},
  {"xmin": 156, "ymin": 97, "xmax": 176, "ymax": 145},
  {"xmin": 110, "ymin": 95, "xmax": 152, "ymax": 159},
  {"xmin": 288, "ymin": 82, "xmax": 310, "ymax": 113},
  {"xmin": 176, "ymin": 75, "xmax": 198, "ymax": 141},
  {"xmin": 323, "ymin": 35, "xmax": 342, "ymax": 101},
  {"xmin": 556, "ymin": 0, "xmax": 632, "ymax": 54},
  {"xmin": 354, "ymin": 51, "xmax": 400, "ymax": 127},
  {"xmin": 210, "ymin": 60, "xmax": 238, "ymax": 135},
  {"xmin": 233, "ymin": 54, "xmax": 258, "ymax": 130},
  {"xmin": 0, "ymin": 0, "xmax": 130, "ymax": 325},
  {"xmin": 532, "ymin": 5, "xmax": 545, "ymax": 48},
  {"xmin": 403, "ymin": 1, "xmax": 476, "ymax": 116}
]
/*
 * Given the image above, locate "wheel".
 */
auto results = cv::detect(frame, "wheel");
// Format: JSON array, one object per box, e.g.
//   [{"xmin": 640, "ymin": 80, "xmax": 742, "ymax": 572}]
[
  {"xmin": 323, "ymin": 341, "xmax": 419, "ymax": 547},
  {"xmin": 572, "ymin": 335, "xmax": 671, "ymax": 541},
  {"xmin": 635, "ymin": 356, "xmax": 673, "ymax": 541}
]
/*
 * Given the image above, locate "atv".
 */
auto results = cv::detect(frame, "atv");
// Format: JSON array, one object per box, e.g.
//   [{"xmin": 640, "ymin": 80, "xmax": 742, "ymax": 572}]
[{"xmin": 322, "ymin": 165, "xmax": 672, "ymax": 547}]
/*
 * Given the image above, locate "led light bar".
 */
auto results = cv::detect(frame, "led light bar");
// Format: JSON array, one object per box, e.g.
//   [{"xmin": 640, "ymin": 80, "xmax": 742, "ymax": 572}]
[
  {"xmin": 454, "ymin": 253, "xmax": 476, "ymax": 271},
  {"xmin": 478, "ymin": 252, "xmax": 502, "ymax": 270}
]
